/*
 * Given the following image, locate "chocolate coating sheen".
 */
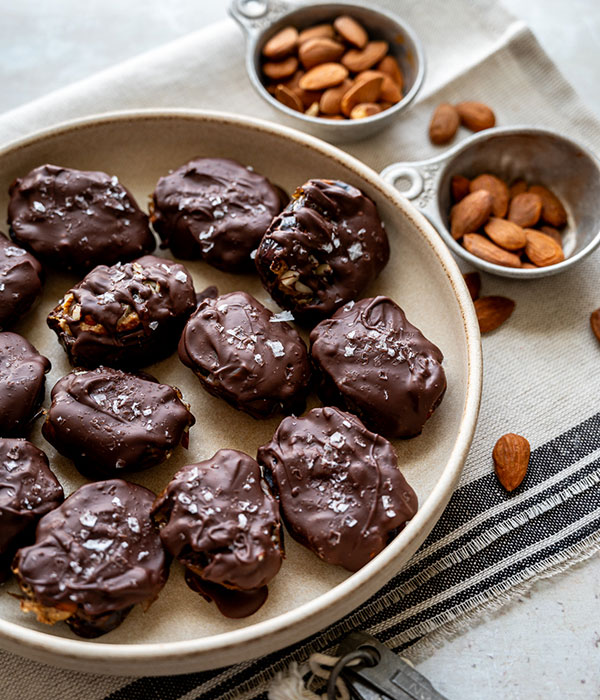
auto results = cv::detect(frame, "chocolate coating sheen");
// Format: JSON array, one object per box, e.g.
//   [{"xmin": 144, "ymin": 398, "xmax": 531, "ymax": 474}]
[
  {"xmin": 0, "ymin": 234, "xmax": 43, "ymax": 330},
  {"xmin": 8, "ymin": 164, "xmax": 155, "ymax": 272},
  {"xmin": 152, "ymin": 449, "xmax": 283, "ymax": 595},
  {"xmin": 310, "ymin": 296, "xmax": 447, "ymax": 439},
  {"xmin": 13, "ymin": 479, "xmax": 168, "ymax": 637},
  {"xmin": 0, "ymin": 439, "xmax": 63, "ymax": 580},
  {"xmin": 151, "ymin": 158, "xmax": 282, "ymax": 272},
  {"xmin": 0, "ymin": 332, "xmax": 50, "ymax": 437},
  {"xmin": 257, "ymin": 407, "xmax": 418, "ymax": 571},
  {"xmin": 43, "ymin": 367, "xmax": 195, "ymax": 479},
  {"xmin": 47, "ymin": 255, "xmax": 196, "ymax": 369},
  {"xmin": 178, "ymin": 291, "xmax": 311, "ymax": 419},
  {"xmin": 255, "ymin": 179, "xmax": 389, "ymax": 323}
]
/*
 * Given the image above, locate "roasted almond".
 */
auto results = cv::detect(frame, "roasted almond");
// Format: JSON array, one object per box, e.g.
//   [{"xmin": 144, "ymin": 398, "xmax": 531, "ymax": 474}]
[
  {"xmin": 484, "ymin": 217, "xmax": 526, "ymax": 251},
  {"xmin": 280, "ymin": 71, "xmax": 322, "ymax": 108},
  {"xmin": 298, "ymin": 24, "xmax": 335, "ymax": 44},
  {"xmin": 463, "ymin": 234, "xmax": 522, "ymax": 268},
  {"xmin": 263, "ymin": 56, "xmax": 299, "ymax": 80},
  {"xmin": 299, "ymin": 37, "xmax": 345, "ymax": 69},
  {"xmin": 529, "ymin": 184, "xmax": 567, "ymax": 228},
  {"xmin": 341, "ymin": 40, "xmax": 389, "ymax": 73},
  {"xmin": 474, "ymin": 295, "xmax": 516, "ymax": 333},
  {"xmin": 319, "ymin": 79, "xmax": 352, "ymax": 115},
  {"xmin": 590, "ymin": 308, "xmax": 600, "ymax": 342},
  {"xmin": 523, "ymin": 229, "xmax": 565, "ymax": 267},
  {"xmin": 305, "ymin": 102, "xmax": 320, "ymax": 117},
  {"xmin": 493, "ymin": 433, "xmax": 530, "ymax": 491},
  {"xmin": 463, "ymin": 271, "xmax": 481, "ymax": 301},
  {"xmin": 274, "ymin": 84, "xmax": 303, "ymax": 112},
  {"xmin": 470, "ymin": 174, "xmax": 509, "ymax": 218},
  {"xmin": 376, "ymin": 56, "xmax": 404, "ymax": 90},
  {"xmin": 509, "ymin": 179, "xmax": 528, "ymax": 200},
  {"xmin": 456, "ymin": 101, "xmax": 496, "ymax": 132},
  {"xmin": 355, "ymin": 70, "xmax": 401, "ymax": 104},
  {"xmin": 350, "ymin": 102, "xmax": 381, "ymax": 119},
  {"xmin": 299, "ymin": 62, "xmax": 349, "ymax": 90},
  {"xmin": 450, "ymin": 190, "xmax": 493, "ymax": 239},
  {"xmin": 334, "ymin": 15, "xmax": 368, "ymax": 49},
  {"xmin": 262, "ymin": 26, "xmax": 298, "ymax": 59},
  {"xmin": 429, "ymin": 103, "xmax": 460, "ymax": 145},
  {"xmin": 340, "ymin": 75, "xmax": 383, "ymax": 116},
  {"xmin": 540, "ymin": 225, "xmax": 563, "ymax": 247},
  {"xmin": 508, "ymin": 192, "xmax": 542, "ymax": 228},
  {"xmin": 451, "ymin": 175, "xmax": 471, "ymax": 203}
]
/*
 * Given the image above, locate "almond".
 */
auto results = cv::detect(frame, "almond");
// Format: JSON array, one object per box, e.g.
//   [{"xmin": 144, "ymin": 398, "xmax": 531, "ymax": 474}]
[
  {"xmin": 450, "ymin": 190, "xmax": 493, "ymax": 239},
  {"xmin": 350, "ymin": 102, "xmax": 381, "ymax": 119},
  {"xmin": 341, "ymin": 40, "xmax": 388, "ymax": 73},
  {"xmin": 299, "ymin": 62, "xmax": 348, "ymax": 90},
  {"xmin": 319, "ymin": 79, "xmax": 352, "ymax": 115},
  {"xmin": 509, "ymin": 179, "xmax": 528, "ymax": 200},
  {"xmin": 590, "ymin": 308, "xmax": 600, "ymax": 342},
  {"xmin": 529, "ymin": 185, "xmax": 567, "ymax": 228},
  {"xmin": 523, "ymin": 229, "xmax": 565, "ymax": 267},
  {"xmin": 470, "ymin": 174, "xmax": 509, "ymax": 218},
  {"xmin": 474, "ymin": 295, "xmax": 516, "ymax": 333},
  {"xmin": 508, "ymin": 192, "xmax": 542, "ymax": 227},
  {"xmin": 463, "ymin": 271, "xmax": 481, "ymax": 301},
  {"xmin": 281, "ymin": 71, "xmax": 322, "ymax": 108},
  {"xmin": 540, "ymin": 226, "xmax": 563, "ymax": 247},
  {"xmin": 522, "ymin": 262, "xmax": 537, "ymax": 269},
  {"xmin": 263, "ymin": 56, "xmax": 299, "ymax": 81},
  {"xmin": 451, "ymin": 175, "xmax": 471, "ymax": 203},
  {"xmin": 377, "ymin": 56, "xmax": 404, "ymax": 90},
  {"xmin": 299, "ymin": 37, "xmax": 345, "ymax": 69},
  {"xmin": 484, "ymin": 217, "xmax": 526, "ymax": 251},
  {"xmin": 334, "ymin": 15, "xmax": 368, "ymax": 49},
  {"xmin": 305, "ymin": 102, "xmax": 320, "ymax": 117},
  {"xmin": 298, "ymin": 24, "xmax": 335, "ymax": 44},
  {"xmin": 493, "ymin": 433, "xmax": 530, "ymax": 491},
  {"xmin": 355, "ymin": 71, "xmax": 401, "ymax": 103},
  {"xmin": 429, "ymin": 104, "xmax": 460, "ymax": 145},
  {"xmin": 456, "ymin": 101, "xmax": 496, "ymax": 131},
  {"xmin": 274, "ymin": 84, "xmax": 303, "ymax": 112},
  {"xmin": 463, "ymin": 234, "xmax": 522, "ymax": 268},
  {"xmin": 262, "ymin": 26, "xmax": 299, "ymax": 59},
  {"xmin": 340, "ymin": 75, "xmax": 383, "ymax": 116}
]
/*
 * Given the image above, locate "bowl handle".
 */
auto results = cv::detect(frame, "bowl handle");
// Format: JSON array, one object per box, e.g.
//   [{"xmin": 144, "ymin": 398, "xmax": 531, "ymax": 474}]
[{"xmin": 229, "ymin": 0, "xmax": 295, "ymax": 40}]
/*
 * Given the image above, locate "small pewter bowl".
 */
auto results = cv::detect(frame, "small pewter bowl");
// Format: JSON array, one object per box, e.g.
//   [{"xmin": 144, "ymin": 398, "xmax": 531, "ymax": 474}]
[
  {"xmin": 229, "ymin": 0, "xmax": 425, "ymax": 143},
  {"xmin": 381, "ymin": 126, "xmax": 600, "ymax": 278}
]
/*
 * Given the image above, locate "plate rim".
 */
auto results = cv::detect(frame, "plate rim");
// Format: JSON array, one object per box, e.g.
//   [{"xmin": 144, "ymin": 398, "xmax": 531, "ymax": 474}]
[{"xmin": 0, "ymin": 108, "xmax": 482, "ymax": 673}]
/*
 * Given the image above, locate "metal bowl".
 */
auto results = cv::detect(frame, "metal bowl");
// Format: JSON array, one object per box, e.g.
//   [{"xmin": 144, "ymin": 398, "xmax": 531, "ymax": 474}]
[
  {"xmin": 381, "ymin": 126, "xmax": 600, "ymax": 278},
  {"xmin": 229, "ymin": 0, "xmax": 425, "ymax": 143}
]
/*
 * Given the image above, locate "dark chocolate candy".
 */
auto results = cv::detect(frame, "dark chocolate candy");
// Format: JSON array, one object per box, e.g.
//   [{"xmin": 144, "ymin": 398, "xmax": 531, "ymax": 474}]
[
  {"xmin": 47, "ymin": 255, "xmax": 196, "ymax": 368},
  {"xmin": 0, "ymin": 332, "xmax": 50, "ymax": 437},
  {"xmin": 255, "ymin": 179, "xmax": 389, "ymax": 323},
  {"xmin": 0, "ymin": 234, "xmax": 43, "ymax": 330},
  {"xmin": 310, "ymin": 296, "xmax": 446, "ymax": 439},
  {"xmin": 0, "ymin": 439, "xmax": 63, "ymax": 580},
  {"xmin": 257, "ymin": 406, "xmax": 418, "ymax": 571},
  {"xmin": 43, "ymin": 367, "xmax": 195, "ymax": 479},
  {"xmin": 151, "ymin": 158, "xmax": 282, "ymax": 272},
  {"xmin": 8, "ymin": 164, "xmax": 155, "ymax": 272},
  {"xmin": 184, "ymin": 569, "xmax": 269, "ymax": 619},
  {"xmin": 152, "ymin": 449, "xmax": 283, "ymax": 617},
  {"xmin": 13, "ymin": 479, "xmax": 169, "ymax": 638},
  {"xmin": 178, "ymin": 291, "xmax": 311, "ymax": 418}
]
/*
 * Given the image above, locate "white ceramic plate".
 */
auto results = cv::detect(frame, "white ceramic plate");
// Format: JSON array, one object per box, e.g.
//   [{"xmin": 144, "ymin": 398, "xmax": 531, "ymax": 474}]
[{"xmin": 0, "ymin": 110, "xmax": 481, "ymax": 676}]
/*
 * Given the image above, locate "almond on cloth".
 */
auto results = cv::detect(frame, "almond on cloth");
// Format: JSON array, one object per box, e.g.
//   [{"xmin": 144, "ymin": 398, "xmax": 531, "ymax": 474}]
[
  {"xmin": 463, "ymin": 271, "xmax": 481, "ymax": 301},
  {"xmin": 493, "ymin": 433, "xmax": 530, "ymax": 492},
  {"xmin": 484, "ymin": 217, "xmax": 527, "ymax": 251},
  {"xmin": 451, "ymin": 175, "xmax": 471, "ymax": 203},
  {"xmin": 450, "ymin": 190, "xmax": 493, "ymax": 239},
  {"xmin": 456, "ymin": 101, "xmax": 496, "ymax": 131},
  {"xmin": 333, "ymin": 15, "xmax": 368, "ymax": 48},
  {"xmin": 529, "ymin": 185, "xmax": 568, "ymax": 228},
  {"xmin": 524, "ymin": 229, "xmax": 565, "ymax": 267},
  {"xmin": 590, "ymin": 308, "xmax": 600, "ymax": 342},
  {"xmin": 429, "ymin": 103, "xmax": 460, "ymax": 145},
  {"xmin": 508, "ymin": 192, "xmax": 543, "ymax": 228},
  {"xmin": 463, "ymin": 234, "xmax": 522, "ymax": 268},
  {"xmin": 263, "ymin": 26, "xmax": 298, "ymax": 59},
  {"xmin": 470, "ymin": 174, "xmax": 509, "ymax": 218},
  {"xmin": 299, "ymin": 62, "xmax": 349, "ymax": 90},
  {"xmin": 474, "ymin": 295, "xmax": 515, "ymax": 333}
]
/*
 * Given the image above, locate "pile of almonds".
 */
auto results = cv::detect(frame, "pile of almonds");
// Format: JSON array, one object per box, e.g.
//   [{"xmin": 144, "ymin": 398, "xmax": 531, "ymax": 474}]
[
  {"xmin": 429, "ymin": 101, "xmax": 495, "ymax": 145},
  {"xmin": 450, "ymin": 174, "xmax": 567, "ymax": 268},
  {"xmin": 260, "ymin": 16, "xmax": 404, "ymax": 120}
]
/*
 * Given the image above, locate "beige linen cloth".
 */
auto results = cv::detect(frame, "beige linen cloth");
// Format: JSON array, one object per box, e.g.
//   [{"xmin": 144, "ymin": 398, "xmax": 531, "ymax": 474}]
[{"xmin": 1, "ymin": 2, "xmax": 600, "ymax": 698}]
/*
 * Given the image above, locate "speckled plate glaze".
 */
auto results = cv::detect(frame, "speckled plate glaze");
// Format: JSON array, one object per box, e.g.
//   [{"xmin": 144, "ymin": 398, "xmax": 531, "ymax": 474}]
[{"xmin": 0, "ymin": 110, "xmax": 482, "ymax": 676}]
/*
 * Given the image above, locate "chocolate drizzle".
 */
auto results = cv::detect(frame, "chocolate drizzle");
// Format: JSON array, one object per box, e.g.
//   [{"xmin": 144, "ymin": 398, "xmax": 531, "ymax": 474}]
[
  {"xmin": 8, "ymin": 164, "xmax": 155, "ymax": 272},
  {"xmin": 178, "ymin": 291, "xmax": 311, "ymax": 418},
  {"xmin": 310, "ymin": 296, "xmax": 447, "ymax": 438},
  {"xmin": 43, "ymin": 367, "xmax": 195, "ymax": 479},
  {"xmin": 0, "ymin": 234, "xmax": 43, "ymax": 330},
  {"xmin": 151, "ymin": 158, "xmax": 282, "ymax": 272},
  {"xmin": 257, "ymin": 406, "xmax": 418, "ymax": 571},
  {"xmin": 255, "ymin": 179, "xmax": 389, "ymax": 323}
]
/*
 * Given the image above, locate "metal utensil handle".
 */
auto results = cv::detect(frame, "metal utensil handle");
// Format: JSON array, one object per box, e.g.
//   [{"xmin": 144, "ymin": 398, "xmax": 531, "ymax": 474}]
[
  {"xmin": 229, "ymin": 0, "xmax": 294, "ymax": 39},
  {"xmin": 379, "ymin": 163, "xmax": 425, "ymax": 201}
]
